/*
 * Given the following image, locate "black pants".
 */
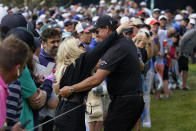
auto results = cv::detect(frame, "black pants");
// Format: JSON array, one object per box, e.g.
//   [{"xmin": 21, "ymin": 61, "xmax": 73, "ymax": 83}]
[
  {"xmin": 55, "ymin": 101, "xmax": 86, "ymax": 131},
  {"xmin": 104, "ymin": 95, "xmax": 144, "ymax": 131}
]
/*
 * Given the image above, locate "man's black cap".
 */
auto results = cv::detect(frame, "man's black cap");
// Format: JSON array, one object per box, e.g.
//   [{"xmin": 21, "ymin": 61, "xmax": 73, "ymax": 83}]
[
  {"xmin": 1, "ymin": 13, "xmax": 27, "ymax": 29},
  {"xmin": 6, "ymin": 27, "xmax": 35, "ymax": 49},
  {"xmin": 90, "ymin": 15, "xmax": 118, "ymax": 32}
]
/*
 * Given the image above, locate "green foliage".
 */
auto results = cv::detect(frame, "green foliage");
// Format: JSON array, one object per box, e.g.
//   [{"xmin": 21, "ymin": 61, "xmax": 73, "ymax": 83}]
[{"xmin": 0, "ymin": 0, "xmax": 73, "ymax": 9}]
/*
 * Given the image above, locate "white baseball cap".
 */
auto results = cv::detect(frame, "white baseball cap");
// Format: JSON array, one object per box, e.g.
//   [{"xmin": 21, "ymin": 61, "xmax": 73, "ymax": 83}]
[
  {"xmin": 140, "ymin": 1, "xmax": 147, "ymax": 6},
  {"xmin": 189, "ymin": 13, "xmax": 196, "ymax": 19},
  {"xmin": 175, "ymin": 14, "xmax": 183, "ymax": 21},
  {"xmin": 158, "ymin": 15, "xmax": 167, "ymax": 21},
  {"xmin": 111, "ymin": 0, "xmax": 117, "ymax": 4},
  {"xmin": 189, "ymin": 19, "xmax": 195, "ymax": 25},
  {"xmin": 120, "ymin": 16, "xmax": 129, "ymax": 25},
  {"xmin": 75, "ymin": 22, "xmax": 91, "ymax": 33}
]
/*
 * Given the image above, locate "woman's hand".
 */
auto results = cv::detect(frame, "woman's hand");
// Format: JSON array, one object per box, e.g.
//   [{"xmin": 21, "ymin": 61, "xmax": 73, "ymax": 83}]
[{"xmin": 116, "ymin": 21, "xmax": 134, "ymax": 34}]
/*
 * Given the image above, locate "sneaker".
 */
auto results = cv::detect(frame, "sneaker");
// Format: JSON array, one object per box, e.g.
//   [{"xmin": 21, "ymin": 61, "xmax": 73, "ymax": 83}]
[
  {"xmin": 175, "ymin": 86, "xmax": 181, "ymax": 90},
  {"xmin": 143, "ymin": 122, "xmax": 151, "ymax": 128},
  {"xmin": 182, "ymin": 87, "xmax": 189, "ymax": 91}
]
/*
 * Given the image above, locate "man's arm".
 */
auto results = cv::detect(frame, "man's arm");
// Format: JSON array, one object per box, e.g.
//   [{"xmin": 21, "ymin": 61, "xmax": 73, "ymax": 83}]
[
  {"xmin": 59, "ymin": 69, "xmax": 110, "ymax": 98},
  {"xmin": 27, "ymin": 89, "xmax": 46, "ymax": 109}
]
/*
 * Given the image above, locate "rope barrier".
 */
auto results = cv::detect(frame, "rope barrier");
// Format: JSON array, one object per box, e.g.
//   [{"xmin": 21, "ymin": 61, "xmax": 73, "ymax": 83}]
[{"xmin": 28, "ymin": 104, "xmax": 84, "ymax": 131}]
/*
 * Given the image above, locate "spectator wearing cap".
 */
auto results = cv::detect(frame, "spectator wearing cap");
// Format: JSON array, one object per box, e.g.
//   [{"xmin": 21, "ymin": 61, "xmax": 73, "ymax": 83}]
[
  {"xmin": 139, "ymin": 1, "xmax": 152, "ymax": 18},
  {"xmin": 39, "ymin": 28, "xmax": 61, "ymax": 67},
  {"xmin": 35, "ymin": 21, "xmax": 44, "ymax": 35},
  {"xmin": 153, "ymin": 8, "xmax": 160, "ymax": 20},
  {"xmin": 165, "ymin": 9, "xmax": 174, "ymax": 28},
  {"xmin": 156, "ymin": 21, "xmax": 176, "ymax": 99},
  {"xmin": 0, "ymin": 35, "xmax": 29, "ymax": 131},
  {"xmin": 1, "ymin": 13, "xmax": 27, "ymax": 30},
  {"xmin": 137, "ymin": 11, "xmax": 147, "ymax": 22},
  {"xmin": 175, "ymin": 14, "xmax": 183, "ymax": 25},
  {"xmin": 64, "ymin": 19, "xmax": 75, "ymax": 34},
  {"xmin": 120, "ymin": 16, "xmax": 132, "ymax": 38},
  {"xmin": 33, "ymin": 37, "xmax": 42, "ymax": 64},
  {"xmin": 158, "ymin": 15, "xmax": 167, "ymax": 30},
  {"xmin": 58, "ymin": 15, "xmax": 144, "ymax": 131},
  {"xmin": 6, "ymin": 27, "xmax": 49, "ymax": 130},
  {"xmin": 75, "ymin": 22, "xmax": 92, "ymax": 51},
  {"xmin": 181, "ymin": 10, "xmax": 189, "ymax": 19},
  {"xmin": 188, "ymin": 19, "xmax": 195, "ymax": 30},
  {"xmin": 173, "ymin": 17, "xmax": 189, "ymax": 36},
  {"xmin": 146, "ymin": 18, "xmax": 161, "ymax": 56}
]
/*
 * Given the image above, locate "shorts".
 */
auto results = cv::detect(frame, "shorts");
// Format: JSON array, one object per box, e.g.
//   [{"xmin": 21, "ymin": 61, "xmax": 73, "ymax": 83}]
[
  {"xmin": 155, "ymin": 64, "xmax": 164, "ymax": 78},
  {"xmin": 178, "ymin": 56, "xmax": 189, "ymax": 72},
  {"xmin": 163, "ymin": 66, "xmax": 169, "ymax": 80}
]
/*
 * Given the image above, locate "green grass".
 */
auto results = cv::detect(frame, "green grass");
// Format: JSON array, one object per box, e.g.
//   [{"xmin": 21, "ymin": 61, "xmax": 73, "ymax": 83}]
[{"xmin": 141, "ymin": 64, "xmax": 196, "ymax": 131}]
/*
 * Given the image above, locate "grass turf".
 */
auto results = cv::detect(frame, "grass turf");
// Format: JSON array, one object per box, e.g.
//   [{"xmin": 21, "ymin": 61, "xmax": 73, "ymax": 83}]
[{"xmin": 141, "ymin": 64, "xmax": 196, "ymax": 131}]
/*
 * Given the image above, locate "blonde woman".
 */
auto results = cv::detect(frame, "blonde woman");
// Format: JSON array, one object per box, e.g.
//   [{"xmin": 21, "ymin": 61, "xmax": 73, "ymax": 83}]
[{"xmin": 54, "ymin": 21, "xmax": 133, "ymax": 131}]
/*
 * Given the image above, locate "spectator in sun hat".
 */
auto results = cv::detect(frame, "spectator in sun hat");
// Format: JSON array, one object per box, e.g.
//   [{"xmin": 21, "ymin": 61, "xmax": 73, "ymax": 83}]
[
  {"xmin": 1, "ymin": 13, "xmax": 27, "ymax": 29},
  {"xmin": 75, "ymin": 22, "xmax": 92, "ymax": 51},
  {"xmin": 153, "ymin": 8, "xmax": 160, "ymax": 20},
  {"xmin": 132, "ymin": 18, "xmax": 143, "ymax": 37}
]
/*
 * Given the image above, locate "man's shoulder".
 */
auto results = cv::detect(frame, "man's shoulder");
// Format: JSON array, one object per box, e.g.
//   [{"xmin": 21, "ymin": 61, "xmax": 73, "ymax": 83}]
[{"xmin": 112, "ymin": 36, "xmax": 133, "ymax": 48}]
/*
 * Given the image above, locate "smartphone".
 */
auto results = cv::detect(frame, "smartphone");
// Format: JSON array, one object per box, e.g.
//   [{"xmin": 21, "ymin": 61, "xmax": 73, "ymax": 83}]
[{"xmin": 21, "ymin": 120, "xmax": 31, "ymax": 129}]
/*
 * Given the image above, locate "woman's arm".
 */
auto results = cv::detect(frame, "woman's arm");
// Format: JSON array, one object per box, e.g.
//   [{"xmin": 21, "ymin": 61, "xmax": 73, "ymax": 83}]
[
  {"xmin": 59, "ymin": 69, "xmax": 110, "ymax": 98},
  {"xmin": 27, "ymin": 89, "xmax": 46, "ymax": 109},
  {"xmin": 82, "ymin": 22, "xmax": 134, "ymax": 74}
]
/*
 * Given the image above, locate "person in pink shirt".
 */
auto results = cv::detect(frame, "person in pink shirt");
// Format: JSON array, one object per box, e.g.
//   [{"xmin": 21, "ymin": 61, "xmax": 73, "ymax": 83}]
[{"xmin": 0, "ymin": 35, "xmax": 29, "ymax": 130}]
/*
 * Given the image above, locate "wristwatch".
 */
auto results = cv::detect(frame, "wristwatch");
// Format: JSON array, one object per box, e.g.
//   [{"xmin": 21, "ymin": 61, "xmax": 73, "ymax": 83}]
[{"xmin": 69, "ymin": 86, "xmax": 75, "ymax": 94}]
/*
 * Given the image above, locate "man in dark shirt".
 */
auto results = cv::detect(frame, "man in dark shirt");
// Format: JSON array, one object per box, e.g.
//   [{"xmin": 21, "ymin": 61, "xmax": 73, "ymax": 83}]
[{"xmin": 59, "ymin": 15, "xmax": 144, "ymax": 131}]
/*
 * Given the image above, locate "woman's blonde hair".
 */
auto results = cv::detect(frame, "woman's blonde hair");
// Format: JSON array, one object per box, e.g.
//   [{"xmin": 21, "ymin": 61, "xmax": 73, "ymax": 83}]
[{"xmin": 55, "ymin": 37, "xmax": 84, "ymax": 83}]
